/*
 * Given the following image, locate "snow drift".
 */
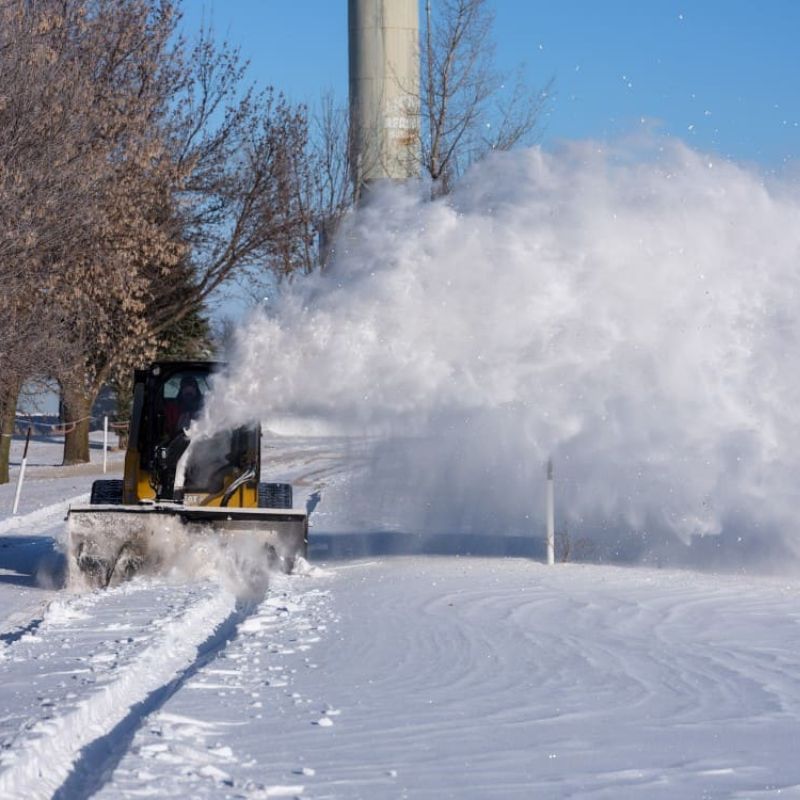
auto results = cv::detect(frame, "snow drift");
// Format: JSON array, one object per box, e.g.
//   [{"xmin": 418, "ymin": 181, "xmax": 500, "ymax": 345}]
[{"xmin": 203, "ymin": 136, "xmax": 800, "ymax": 567}]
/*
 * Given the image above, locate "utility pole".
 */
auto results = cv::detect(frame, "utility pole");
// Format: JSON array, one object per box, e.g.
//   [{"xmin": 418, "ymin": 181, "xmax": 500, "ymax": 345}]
[{"xmin": 348, "ymin": 0, "xmax": 420, "ymax": 199}]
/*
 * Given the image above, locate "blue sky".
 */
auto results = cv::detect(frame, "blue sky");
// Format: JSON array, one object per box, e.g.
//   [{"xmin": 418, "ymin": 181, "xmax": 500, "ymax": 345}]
[{"xmin": 179, "ymin": 0, "xmax": 799, "ymax": 170}]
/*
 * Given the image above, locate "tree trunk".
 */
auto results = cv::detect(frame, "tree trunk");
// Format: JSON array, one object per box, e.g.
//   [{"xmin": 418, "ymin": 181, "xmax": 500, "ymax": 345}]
[
  {"xmin": 0, "ymin": 379, "xmax": 21, "ymax": 485},
  {"xmin": 61, "ymin": 384, "xmax": 93, "ymax": 465}
]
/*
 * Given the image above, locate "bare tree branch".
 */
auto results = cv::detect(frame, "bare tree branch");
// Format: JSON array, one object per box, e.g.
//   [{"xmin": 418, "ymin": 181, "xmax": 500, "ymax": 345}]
[{"xmin": 419, "ymin": 0, "xmax": 553, "ymax": 196}]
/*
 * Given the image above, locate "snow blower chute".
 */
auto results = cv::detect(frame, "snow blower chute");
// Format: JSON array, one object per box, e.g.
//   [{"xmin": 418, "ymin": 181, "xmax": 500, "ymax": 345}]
[{"xmin": 67, "ymin": 361, "xmax": 307, "ymax": 587}]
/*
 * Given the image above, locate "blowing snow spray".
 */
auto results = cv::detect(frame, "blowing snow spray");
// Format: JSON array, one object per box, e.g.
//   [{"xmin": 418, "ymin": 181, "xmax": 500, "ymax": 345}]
[{"xmin": 203, "ymin": 136, "xmax": 800, "ymax": 569}]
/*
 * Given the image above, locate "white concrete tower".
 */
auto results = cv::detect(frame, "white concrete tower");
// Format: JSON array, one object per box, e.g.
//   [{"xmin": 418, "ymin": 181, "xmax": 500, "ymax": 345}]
[{"xmin": 348, "ymin": 0, "xmax": 419, "ymax": 196}]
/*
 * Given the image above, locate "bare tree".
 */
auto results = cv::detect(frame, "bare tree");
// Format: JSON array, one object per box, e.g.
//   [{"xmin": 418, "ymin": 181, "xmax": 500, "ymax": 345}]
[
  {"xmin": 0, "ymin": 297, "xmax": 73, "ymax": 481},
  {"xmin": 56, "ymin": 24, "xmax": 313, "ymax": 464},
  {"xmin": 295, "ymin": 0, "xmax": 552, "ymax": 271},
  {"xmin": 296, "ymin": 91, "xmax": 356, "ymax": 272},
  {"xmin": 0, "ymin": 0, "xmax": 127, "ymax": 475},
  {"xmin": 46, "ymin": 0, "xmax": 190, "ymax": 464},
  {"xmin": 0, "ymin": 0, "xmax": 314, "ymax": 469},
  {"xmin": 421, "ymin": 0, "xmax": 552, "ymax": 196}
]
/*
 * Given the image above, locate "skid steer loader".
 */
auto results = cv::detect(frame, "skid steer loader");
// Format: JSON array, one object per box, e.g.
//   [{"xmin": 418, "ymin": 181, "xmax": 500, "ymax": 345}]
[{"xmin": 67, "ymin": 361, "xmax": 307, "ymax": 587}]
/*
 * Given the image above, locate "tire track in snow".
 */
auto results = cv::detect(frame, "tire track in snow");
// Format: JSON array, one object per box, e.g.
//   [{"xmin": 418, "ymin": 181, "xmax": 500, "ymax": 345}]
[
  {"xmin": 93, "ymin": 570, "xmax": 335, "ymax": 799},
  {"xmin": 0, "ymin": 582, "xmax": 238, "ymax": 800},
  {"xmin": 52, "ymin": 600, "xmax": 247, "ymax": 800}
]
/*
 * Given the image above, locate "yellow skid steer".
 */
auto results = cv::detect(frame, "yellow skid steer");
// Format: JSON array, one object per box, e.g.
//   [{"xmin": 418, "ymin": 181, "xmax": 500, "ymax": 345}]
[{"xmin": 67, "ymin": 361, "xmax": 307, "ymax": 587}]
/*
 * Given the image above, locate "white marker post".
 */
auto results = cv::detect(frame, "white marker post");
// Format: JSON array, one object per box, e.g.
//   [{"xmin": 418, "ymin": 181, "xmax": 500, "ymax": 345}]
[
  {"xmin": 102, "ymin": 415, "xmax": 109, "ymax": 474},
  {"xmin": 12, "ymin": 426, "xmax": 32, "ymax": 515},
  {"xmin": 546, "ymin": 458, "xmax": 555, "ymax": 565}
]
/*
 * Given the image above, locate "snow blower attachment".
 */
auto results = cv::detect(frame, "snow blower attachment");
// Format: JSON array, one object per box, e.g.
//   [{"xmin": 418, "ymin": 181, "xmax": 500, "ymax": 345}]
[{"xmin": 67, "ymin": 361, "xmax": 307, "ymax": 588}]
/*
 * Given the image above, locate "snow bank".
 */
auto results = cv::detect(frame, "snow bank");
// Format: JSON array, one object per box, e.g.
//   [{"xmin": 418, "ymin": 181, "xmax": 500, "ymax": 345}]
[{"xmin": 203, "ymin": 136, "xmax": 800, "ymax": 567}]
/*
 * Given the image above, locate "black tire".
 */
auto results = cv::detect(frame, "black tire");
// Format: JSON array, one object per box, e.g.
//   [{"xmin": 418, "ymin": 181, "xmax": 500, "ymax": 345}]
[
  {"xmin": 90, "ymin": 479, "xmax": 124, "ymax": 505},
  {"xmin": 258, "ymin": 482, "xmax": 293, "ymax": 509}
]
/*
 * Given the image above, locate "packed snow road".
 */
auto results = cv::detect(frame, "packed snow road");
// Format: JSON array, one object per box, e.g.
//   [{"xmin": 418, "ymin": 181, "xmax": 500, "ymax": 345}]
[{"xmin": 2, "ymin": 434, "xmax": 800, "ymax": 797}]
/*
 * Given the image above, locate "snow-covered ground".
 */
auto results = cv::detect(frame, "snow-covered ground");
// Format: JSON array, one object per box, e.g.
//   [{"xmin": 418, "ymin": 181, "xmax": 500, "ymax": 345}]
[{"xmin": 2, "ymin": 433, "xmax": 800, "ymax": 799}]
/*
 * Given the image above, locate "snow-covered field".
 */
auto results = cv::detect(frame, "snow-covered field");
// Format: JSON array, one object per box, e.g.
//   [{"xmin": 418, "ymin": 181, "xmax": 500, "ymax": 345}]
[{"xmin": 2, "ymin": 433, "xmax": 800, "ymax": 799}]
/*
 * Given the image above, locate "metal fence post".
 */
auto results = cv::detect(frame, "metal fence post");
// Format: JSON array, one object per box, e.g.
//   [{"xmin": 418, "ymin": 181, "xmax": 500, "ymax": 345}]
[
  {"xmin": 102, "ymin": 415, "xmax": 108, "ymax": 474},
  {"xmin": 12, "ymin": 426, "xmax": 32, "ymax": 515},
  {"xmin": 546, "ymin": 458, "xmax": 555, "ymax": 565}
]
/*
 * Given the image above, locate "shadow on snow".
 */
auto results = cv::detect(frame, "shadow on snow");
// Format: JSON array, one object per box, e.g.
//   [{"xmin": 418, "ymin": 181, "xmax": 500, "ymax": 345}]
[{"xmin": 0, "ymin": 535, "xmax": 66, "ymax": 589}]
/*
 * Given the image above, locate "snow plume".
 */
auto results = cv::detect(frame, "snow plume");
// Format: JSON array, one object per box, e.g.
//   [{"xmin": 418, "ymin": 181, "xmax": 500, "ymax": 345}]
[
  {"xmin": 205, "ymin": 136, "xmax": 800, "ymax": 568},
  {"xmin": 144, "ymin": 523, "xmax": 275, "ymax": 600},
  {"xmin": 66, "ymin": 518, "xmax": 274, "ymax": 600}
]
